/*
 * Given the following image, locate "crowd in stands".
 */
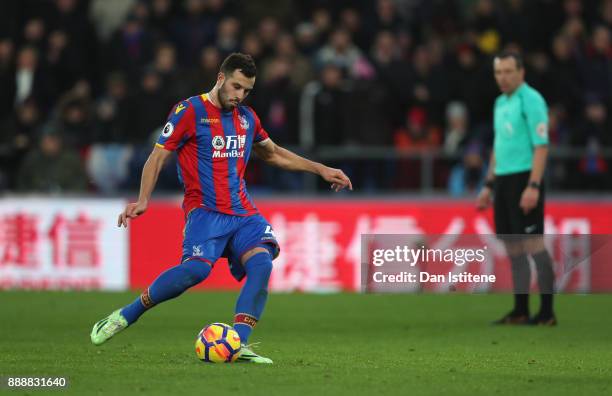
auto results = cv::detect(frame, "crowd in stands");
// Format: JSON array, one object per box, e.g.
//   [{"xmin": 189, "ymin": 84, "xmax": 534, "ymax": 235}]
[{"xmin": 0, "ymin": 0, "xmax": 611, "ymax": 194}]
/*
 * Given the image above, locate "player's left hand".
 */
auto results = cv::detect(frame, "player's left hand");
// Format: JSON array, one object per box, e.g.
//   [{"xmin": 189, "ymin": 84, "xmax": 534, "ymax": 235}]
[
  {"xmin": 117, "ymin": 200, "xmax": 148, "ymax": 227},
  {"xmin": 320, "ymin": 167, "xmax": 353, "ymax": 192},
  {"xmin": 520, "ymin": 187, "xmax": 539, "ymax": 214}
]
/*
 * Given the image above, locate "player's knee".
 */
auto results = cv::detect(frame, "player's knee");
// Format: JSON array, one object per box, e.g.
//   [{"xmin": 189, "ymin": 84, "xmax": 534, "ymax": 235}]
[
  {"xmin": 257, "ymin": 259, "xmax": 273, "ymax": 278},
  {"xmin": 244, "ymin": 251, "xmax": 273, "ymax": 278},
  {"xmin": 181, "ymin": 259, "xmax": 212, "ymax": 285}
]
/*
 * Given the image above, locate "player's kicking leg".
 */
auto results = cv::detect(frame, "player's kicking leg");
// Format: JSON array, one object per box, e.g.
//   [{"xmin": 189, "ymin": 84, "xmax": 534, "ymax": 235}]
[{"xmin": 90, "ymin": 259, "xmax": 212, "ymax": 345}]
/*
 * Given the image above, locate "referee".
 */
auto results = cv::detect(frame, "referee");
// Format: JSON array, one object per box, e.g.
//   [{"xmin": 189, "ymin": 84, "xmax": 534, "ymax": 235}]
[{"xmin": 477, "ymin": 52, "xmax": 556, "ymax": 326}]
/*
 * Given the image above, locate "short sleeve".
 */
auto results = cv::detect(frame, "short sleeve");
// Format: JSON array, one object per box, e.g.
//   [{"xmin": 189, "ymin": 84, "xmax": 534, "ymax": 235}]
[
  {"xmin": 250, "ymin": 108, "xmax": 269, "ymax": 143},
  {"xmin": 523, "ymin": 92, "xmax": 549, "ymax": 146},
  {"xmin": 156, "ymin": 100, "xmax": 194, "ymax": 151}
]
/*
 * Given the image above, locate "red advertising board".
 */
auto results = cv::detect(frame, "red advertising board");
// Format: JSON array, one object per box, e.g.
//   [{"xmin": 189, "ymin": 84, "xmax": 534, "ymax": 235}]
[{"xmin": 129, "ymin": 200, "xmax": 612, "ymax": 292}]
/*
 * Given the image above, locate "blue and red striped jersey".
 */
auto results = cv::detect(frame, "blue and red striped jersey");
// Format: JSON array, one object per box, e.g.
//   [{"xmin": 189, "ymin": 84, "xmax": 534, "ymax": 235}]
[{"xmin": 156, "ymin": 94, "xmax": 269, "ymax": 216}]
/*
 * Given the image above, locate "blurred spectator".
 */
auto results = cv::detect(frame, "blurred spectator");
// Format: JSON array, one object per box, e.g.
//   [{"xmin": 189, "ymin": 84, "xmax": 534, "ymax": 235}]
[
  {"xmin": 92, "ymin": 72, "xmax": 131, "ymax": 143},
  {"xmin": 294, "ymin": 22, "xmax": 319, "ymax": 56},
  {"xmin": 548, "ymin": 34, "xmax": 583, "ymax": 117},
  {"xmin": 448, "ymin": 44, "xmax": 497, "ymax": 127},
  {"xmin": 17, "ymin": 126, "xmax": 88, "ymax": 193},
  {"xmin": 105, "ymin": 13, "xmax": 155, "ymax": 80},
  {"xmin": 257, "ymin": 17, "xmax": 281, "ymax": 59},
  {"xmin": 171, "ymin": 0, "xmax": 219, "ymax": 66},
  {"xmin": 315, "ymin": 28, "xmax": 375, "ymax": 80},
  {"xmin": 216, "ymin": 17, "xmax": 241, "ymax": 57},
  {"xmin": 410, "ymin": 45, "xmax": 449, "ymax": 123},
  {"xmin": 14, "ymin": 46, "xmax": 48, "ymax": 109},
  {"xmin": 90, "ymin": 0, "xmax": 137, "ymax": 42},
  {"xmin": 394, "ymin": 107, "xmax": 441, "ymax": 150},
  {"xmin": 448, "ymin": 141, "xmax": 487, "ymax": 196},
  {"xmin": 152, "ymin": 41, "xmax": 185, "ymax": 99},
  {"xmin": 470, "ymin": 0, "xmax": 502, "ymax": 54},
  {"xmin": 339, "ymin": 8, "xmax": 370, "ymax": 51},
  {"xmin": 240, "ymin": 31, "xmax": 264, "ymax": 64},
  {"xmin": 547, "ymin": 105, "xmax": 572, "ymax": 147},
  {"xmin": 125, "ymin": 68, "xmax": 173, "ymax": 144},
  {"xmin": 443, "ymin": 102, "xmax": 470, "ymax": 156},
  {"xmin": 368, "ymin": 0, "xmax": 404, "ymax": 34},
  {"xmin": 311, "ymin": 8, "xmax": 332, "ymax": 44},
  {"xmin": 86, "ymin": 144, "xmax": 133, "ymax": 194},
  {"xmin": 187, "ymin": 46, "xmax": 221, "ymax": 93},
  {"xmin": 574, "ymin": 98, "xmax": 611, "ymax": 147},
  {"xmin": 0, "ymin": 99, "xmax": 41, "ymax": 189},
  {"xmin": 370, "ymin": 30, "xmax": 412, "ymax": 124},
  {"xmin": 254, "ymin": 57, "xmax": 299, "ymax": 145},
  {"xmin": 580, "ymin": 25, "xmax": 612, "ymax": 102},
  {"xmin": 148, "ymin": 0, "xmax": 175, "ymax": 39},
  {"xmin": 21, "ymin": 18, "xmax": 46, "ymax": 50},
  {"xmin": 314, "ymin": 64, "xmax": 349, "ymax": 145},
  {"xmin": 54, "ymin": 83, "xmax": 95, "ymax": 149},
  {"xmin": 46, "ymin": 30, "xmax": 82, "ymax": 98},
  {"xmin": 262, "ymin": 33, "xmax": 313, "ymax": 90}
]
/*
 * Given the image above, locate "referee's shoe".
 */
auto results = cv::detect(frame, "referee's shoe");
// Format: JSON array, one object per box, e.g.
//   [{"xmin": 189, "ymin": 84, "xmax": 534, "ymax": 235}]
[
  {"xmin": 492, "ymin": 310, "xmax": 530, "ymax": 325},
  {"xmin": 528, "ymin": 311, "xmax": 557, "ymax": 326}
]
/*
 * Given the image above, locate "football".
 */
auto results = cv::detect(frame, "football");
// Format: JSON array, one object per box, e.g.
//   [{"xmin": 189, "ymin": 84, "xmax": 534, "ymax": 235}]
[{"xmin": 195, "ymin": 323, "xmax": 242, "ymax": 363}]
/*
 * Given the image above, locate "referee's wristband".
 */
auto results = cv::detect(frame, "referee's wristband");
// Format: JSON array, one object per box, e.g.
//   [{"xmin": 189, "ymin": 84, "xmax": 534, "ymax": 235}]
[
  {"xmin": 484, "ymin": 180, "xmax": 494, "ymax": 189},
  {"xmin": 528, "ymin": 181, "xmax": 541, "ymax": 189}
]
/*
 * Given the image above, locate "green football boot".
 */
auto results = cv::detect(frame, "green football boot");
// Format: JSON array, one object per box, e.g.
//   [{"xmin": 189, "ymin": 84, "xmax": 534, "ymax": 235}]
[
  {"xmin": 236, "ymin": 344, "xmax": 273, "ymax": 364},
  {"xmin": 90, "ymin": 309, "xmax": 129, "ymax": 346}
]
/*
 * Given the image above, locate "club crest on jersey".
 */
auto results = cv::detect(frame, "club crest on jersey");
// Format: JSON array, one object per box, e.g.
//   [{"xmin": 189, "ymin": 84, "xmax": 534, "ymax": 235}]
[
  {"xmin": 161, "ymin": 122, "xmax": 174, "ymax": 137},
  {"xmin": 238, "ymin": 115, "xmax": 250, "ymax": 130},
  {"xmin": 212, "ymin": 136, "xmax": 225, "ymax": 150}
]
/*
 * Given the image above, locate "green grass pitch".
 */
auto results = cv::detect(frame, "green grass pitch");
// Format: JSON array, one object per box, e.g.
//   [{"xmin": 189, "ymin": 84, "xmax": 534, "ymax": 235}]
[{"xmin": 1, "ymin": 291, "xmax": 611, "ymax": 395}]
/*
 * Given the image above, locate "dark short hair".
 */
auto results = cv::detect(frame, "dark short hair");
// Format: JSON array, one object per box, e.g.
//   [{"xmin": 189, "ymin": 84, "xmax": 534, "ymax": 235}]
[
  {"xmin": 220, "ymin": 53, "xmax": 257, "ymax": 78},
  {"xmin": 494, "ymin": 51, "xmax": 523, "ymax": 69}
]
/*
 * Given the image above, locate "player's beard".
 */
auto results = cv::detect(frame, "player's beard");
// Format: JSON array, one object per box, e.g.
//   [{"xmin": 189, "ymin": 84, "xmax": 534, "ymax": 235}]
[{"xmin": 218, "ymin": 81, "xmax": 237, "ymax": 111}]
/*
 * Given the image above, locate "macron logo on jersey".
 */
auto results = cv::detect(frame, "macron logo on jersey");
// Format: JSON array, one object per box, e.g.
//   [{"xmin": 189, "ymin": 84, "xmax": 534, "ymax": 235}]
[{"xmin": 211, "ymin": 135, "xmax": 246, "ymax": 158}]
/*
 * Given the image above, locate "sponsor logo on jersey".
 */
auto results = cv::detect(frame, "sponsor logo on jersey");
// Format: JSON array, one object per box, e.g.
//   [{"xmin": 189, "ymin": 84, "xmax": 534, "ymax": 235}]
[
  {"xmin": 212, "ymin": 150, "xmax": 244, "ymax": 158},
  {"xmin": 212, "ymin": 136, "xmax": 225, "ymax": 150},
  {"xmin": 211, "ymin": 135, "xmax": 246, "ymax": 158},
  {"xmin": 201, "ymin": 118, "xmax": 220, "ymax": 124}
]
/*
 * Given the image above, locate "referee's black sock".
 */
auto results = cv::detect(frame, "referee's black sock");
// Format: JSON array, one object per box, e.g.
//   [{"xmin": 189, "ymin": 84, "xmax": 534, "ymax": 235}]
[
  {"xmin": 510, "ymin": 254, "xmax": 530, "ymax": 315},
  {"xmin": 532, "ymin": 250, "xmax": 555, "ymax": 316}
]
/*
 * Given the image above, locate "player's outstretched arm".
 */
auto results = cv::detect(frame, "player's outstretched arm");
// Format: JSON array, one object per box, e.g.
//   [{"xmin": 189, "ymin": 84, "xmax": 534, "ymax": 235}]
[
  {"xmin": 253, "ymin": 138, "xmax": 353, "ymax": 192},
  {"xmin": 118, "ymin": 146, "xmax": 173, "ymax": 227}
]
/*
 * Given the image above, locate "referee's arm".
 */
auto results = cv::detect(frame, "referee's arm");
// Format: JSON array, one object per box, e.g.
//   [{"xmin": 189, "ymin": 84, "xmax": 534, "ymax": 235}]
[
  {"xmin": 521, "ymin": 93, "xmax": 549, "ymax": 213},
  {"xmin": 476, "ymin": 152, "xmax": 496, "ymax": 210}
]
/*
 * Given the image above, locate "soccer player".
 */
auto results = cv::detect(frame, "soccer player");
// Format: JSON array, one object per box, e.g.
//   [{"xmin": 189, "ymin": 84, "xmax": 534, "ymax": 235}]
[
  {"xmin": 90, "ymin": 53, "xmax": 353, "ymax": 362},
  {"xmin": 476, "ymin": 52, "xmax": 556, "ymax": 326}
]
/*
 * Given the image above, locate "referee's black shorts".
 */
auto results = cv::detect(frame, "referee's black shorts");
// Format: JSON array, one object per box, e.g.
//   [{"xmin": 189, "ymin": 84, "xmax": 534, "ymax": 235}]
[{"xmin": 494, "ymin": 170, "xmax": 544, "ymax": 238}]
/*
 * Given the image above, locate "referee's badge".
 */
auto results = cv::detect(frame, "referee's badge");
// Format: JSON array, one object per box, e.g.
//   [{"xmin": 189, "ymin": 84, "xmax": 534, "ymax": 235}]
[{"xmin": 536, "ymin": 122, "xmax": 548, "ymax": 138}]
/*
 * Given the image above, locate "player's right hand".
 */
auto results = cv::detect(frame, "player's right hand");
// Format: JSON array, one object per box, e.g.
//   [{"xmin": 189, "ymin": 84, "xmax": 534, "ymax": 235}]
[
  {"xmin": 117, "ymin": 201, "xmax": 148, "ymax": 227},
  {"xmin": 476, "ymin": 187, "xmax": 492, "ymax": 211}
]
